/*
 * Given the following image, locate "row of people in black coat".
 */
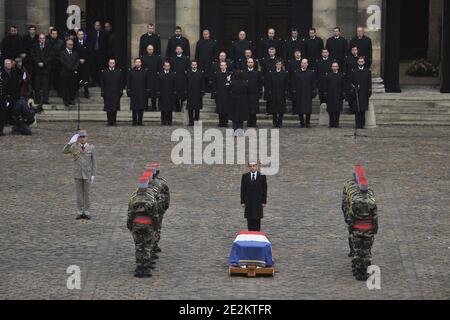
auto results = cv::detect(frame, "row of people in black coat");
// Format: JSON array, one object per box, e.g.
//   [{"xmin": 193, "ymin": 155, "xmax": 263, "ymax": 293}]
[
  {"xmin": 99, "ymin": 57, "xmax": 206, "ymax": 127},
  {"xmin": 211, "ymin": 54, "xmax": 372, "ymax": 130}
]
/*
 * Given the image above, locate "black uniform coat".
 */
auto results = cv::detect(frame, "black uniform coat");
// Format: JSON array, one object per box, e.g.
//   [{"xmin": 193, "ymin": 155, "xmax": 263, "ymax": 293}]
[
  {"xmin": 186, "ymin": 69, "xmax": 205, "ymax": 110},
  {"xmin": 348, "ymin": 67, "xmax": 372, "ymax": 112},
  {"xmin": 211, "ymin": 70, "xmax": 231, "ymax": 114},
  {"xmin": 156, "ymin": 71, "xmax": 177, "ymax": 112},
  {"xmin": 141, "ymin": 54, "xmax": 163, "ymax": 98},
  {"xmin": 166, "ymin": 36, "xmax": 190, "ymax": 58},
  {"xmin": 1, "ymin": 68, "xmax": 20, "ymax": 103},
  {"xmin": 229, "ymin": 79, "xmax": 249, "ymax": 122},
  {"xmin": 47, "ymin": 37, "xmax": 64, "ymax": 67},
  {"xmin": 231, "ymin": 39, "xmax": 252, "ymax": 63},
  {"xmin": 1, "ymin": 34, "xmax": 24, "ymax": 59},
  {"xmin": 243, "ymin": 69, "xmax": 263, "ymax": 114},
  {"xmin": 170, "ymin": 55, "xmax": 190, "ymax": 100},
  {"xmin": 292, "ymin": 69, "xmax": 317, "ymax": 114},
  {"xmin": 303, "ymin": 37, "xmax": 324, "ymax": 69},
  {"xmin": 31, "ymin": 43, "xmax": 52, "ymax": 75},
  {"xmin": 323, "ymin": 71, "xmax": 346, "ymax": 113},
  {"xmin": 266, "ymin": 70, "xmax": 289, "ymax": 114},
  {"xmin": 326, "ymin": 36, "xmax": 348, "ymax": 66},
  {"xmin": 344, "ymin": 55, "xmax": 359, "ymax": 74},
  {"xmin": 349, "ymin": 36, "xmax": 373, "ymax": 68},
  {"xmin": 73, "ymin": 39, "xmax": 91, "ymax": 83},
  {"xmin": 258, "ymin": 38, "xmax": 284, "ymax": 59},
  {"xmin": 195, "ymin": 39, "xmax": 218, "ymax": 78},
  {"xmin": 240, "ymin": 172, "xmax": 268, "ymax": 219},
  {"xmin": 212, "ymin": 59, "xmax": 233, "ymax": 74},
  {"xmin": 259, "ymin": 56, "xmax": 278, "ymax": 87},
  {"xmin": 100, "ymin": 68, "xmax": 123, "ymax": 112},
  {"xmin": 126, "ymin": 68, "xmax": 150, "ymax": 111},
  {"xmin": 287, "ymin": 59, "xmax": 302, "ymax": 74},
  {"xmin": 285, "ymin": 37, "xmax": 303, "ymax": 60},
  {"xmin": 60, "ymin": 49, "xmax": 80, "ymax": 78},
  {"xmin": 139, "ymin": 33, "xmax": 161, "ymax": 56},
  {"xmin": 316, "ymin": 58, "xmax": 334, "ymax": 99}
]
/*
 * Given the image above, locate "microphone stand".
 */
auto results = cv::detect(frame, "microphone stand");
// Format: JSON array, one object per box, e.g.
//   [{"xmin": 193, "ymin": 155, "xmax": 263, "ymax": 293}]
[
  {"xmin": 346, "ymin": 83, "xmax": 368, "ymax": 140},
  {"xmin": 76, "ymin": 80, "xmax": 89, "ymax": 131}
]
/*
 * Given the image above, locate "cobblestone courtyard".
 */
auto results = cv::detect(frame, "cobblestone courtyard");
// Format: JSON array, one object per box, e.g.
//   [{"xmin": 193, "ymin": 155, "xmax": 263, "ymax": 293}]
[{"xmin": 0, "ymin": 122, "xmax": 449, "ymax": 300}]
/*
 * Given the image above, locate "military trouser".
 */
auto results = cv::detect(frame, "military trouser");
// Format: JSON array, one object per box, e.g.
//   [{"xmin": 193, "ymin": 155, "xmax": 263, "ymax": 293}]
[
  {"xmin": 132, "ymin": 224, "xmax": 155, "ymax": 267},
  {"xmin": 75, "ymin": 178, "xmax": 91, "ymax": 212},
  {"xmin": 350, "ymin": 231, "xmax": 374, "ymax": 280},
  {"xmin": 152, "ymin": 214, "xmax": 164, "ymax": 251}
]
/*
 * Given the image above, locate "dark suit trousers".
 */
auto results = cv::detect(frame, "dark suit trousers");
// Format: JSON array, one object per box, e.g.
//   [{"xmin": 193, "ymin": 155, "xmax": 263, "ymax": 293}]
[
  {"xmin": 62, "ymin": 75, "xmax": 76, "ymax": 104},
  {"xmin": 247, "ymin": 114, "xmax": 257, "ymax": 127},
  {"xmin": 299, "ymin": 113, "xmax": 311, "ymax": 125},
  {"xmin": 161, "ymin": 111, "xmax": 173, "ymax": 125},
  {"xmin": 106, "ymin": 111, "xmax": 117, "ymax": 125},
  {"xmin": 247, "ymin": 218, "xmax": 261, "ymax": 232},
  {"xmin": 328, "ymin": 112, "xmax": 341, "ymax": 127},
  {"xmin": 188, "ymin": 110, "xmax": 200, "ymax": 124},
  {"xmin": 132, "ymin": 110, "xmax": 144, "ymax": 125},
  {"xmin": 355, "ymin": 111, "xmax": 366, "ymax": 129},
  {"xmin": 34, "ymin": 73, "xmax": 49, "ymax": 103}
]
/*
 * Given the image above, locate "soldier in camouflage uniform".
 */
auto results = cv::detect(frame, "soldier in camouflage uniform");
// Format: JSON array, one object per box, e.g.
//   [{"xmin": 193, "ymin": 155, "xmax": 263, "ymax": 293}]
[
  {"xmin": 148, "ymin": 161, "xmax": 170, "ymax": 255},
  {"xmin": 342, "ymin": 165, "xmax": 378, "ymax": 281},
  {"xmin": 127, "ymin": 174, "xmax": 160, "ymax": 278}
]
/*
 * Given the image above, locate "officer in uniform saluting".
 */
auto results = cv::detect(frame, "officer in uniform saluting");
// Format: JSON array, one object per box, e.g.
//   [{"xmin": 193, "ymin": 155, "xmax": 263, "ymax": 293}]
[{"xmin": 63, "ymin": 130, "xmax": 96, "ymax": 220}]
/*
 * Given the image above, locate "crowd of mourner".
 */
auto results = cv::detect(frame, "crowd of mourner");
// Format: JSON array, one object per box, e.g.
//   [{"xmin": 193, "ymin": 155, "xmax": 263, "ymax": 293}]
[{"xmin": 0, "ymin": 22, "xmax": 373, "ymax": 136}]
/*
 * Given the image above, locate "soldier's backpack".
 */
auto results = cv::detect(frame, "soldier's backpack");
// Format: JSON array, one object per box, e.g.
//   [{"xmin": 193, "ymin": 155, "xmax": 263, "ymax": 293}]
[{"xmin": 129, "ymin": 191, "xmax": 158, "ymax": 219}]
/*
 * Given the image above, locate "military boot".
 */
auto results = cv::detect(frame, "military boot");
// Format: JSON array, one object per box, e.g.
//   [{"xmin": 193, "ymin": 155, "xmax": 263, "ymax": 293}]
[
  {"xmin": 142, "ymin": 266, "xmax": 153, "ymax": 278},
  {"xmin": 134, "ymin": 266, "xmax": 144, "ymax": 278}
]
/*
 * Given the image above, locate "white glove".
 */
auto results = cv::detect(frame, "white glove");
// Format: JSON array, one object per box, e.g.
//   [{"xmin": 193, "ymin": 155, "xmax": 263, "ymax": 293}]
[
  {"xmin": 91, "ymin": 176, "xmax": 95, "ymax": 184},
  {"xmin": 69, "ymin": 134, "xmax": 79, "ymax": 144}
]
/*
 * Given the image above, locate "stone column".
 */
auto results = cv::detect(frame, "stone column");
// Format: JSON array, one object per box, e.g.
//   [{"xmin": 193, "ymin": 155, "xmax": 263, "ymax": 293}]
[
  {"xmin": 428, "ymin": 0, "xmax": 443, "ymax": 62},
  {"xmin": 176, "ymin": 0, "xmax": 200, "ymax": 58},
  {"xmin": 357, "ymin": 0, "xmax": 382, "ymax": 78},
  {"xmin": 0, "ymin": 0, "xmax": 5, "ymax": 40},
  {"xmin": 27, "ymin": 0, "xmax": 51, "ymax": 34},
  {"xmin": 313, "ymin": 0, "xmax": 337, "ymax": 41},
  {"xmin": 131, "ymin": 0, "xmax": 156, "ymax": 61}
]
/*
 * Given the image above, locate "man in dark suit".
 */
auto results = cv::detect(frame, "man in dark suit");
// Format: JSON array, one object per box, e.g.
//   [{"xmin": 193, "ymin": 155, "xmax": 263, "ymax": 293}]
[
  {"xmin": 31, "ymin": 34, "xmax": 51, "ymax": 106},
  {"xmin": 60, "ymin": 39, "xmax": 79, "ymax": 106},
  {"xmin": 74, "ymin": 30, "xmax": 91, "ymax": 98},
  {"xmin": 240, "ymin": 161, "xmax": 268, "ymax": 232},
  {"xmin": 165, "ymin": 26, "xmax": 190, "ymax": 58},
  {"xmin": 139, "ymin": 23, "xmax": 161, "ymax": 57},
  {"xmin": 89, "ymin": 21, "xmax": 106, "ymax": 85}
]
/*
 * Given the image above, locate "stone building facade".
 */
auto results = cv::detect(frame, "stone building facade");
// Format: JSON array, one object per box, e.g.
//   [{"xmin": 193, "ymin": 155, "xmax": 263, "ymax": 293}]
[{"xmin": 1, "ymin": 0, "xmax": 449, "ymax": 92}]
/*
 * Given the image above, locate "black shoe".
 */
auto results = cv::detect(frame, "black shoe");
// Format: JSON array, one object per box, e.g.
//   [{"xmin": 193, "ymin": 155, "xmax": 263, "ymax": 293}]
[
  {"xmin": 132, "ymin": 122, "xmax": 137, "ymax": 126},
  {"xmin": 76, "ymin": 214, "xmax": 84, "ymax": 220},
  {"xmin": 134, "ymin": 266, "xmax": 144, "ymax": 278},
  {"xmin": 299, "ymin": 123, "xmax": 305, "ymax": 128},
  {"xmin": 83, "ymin": 213, "xmax": 91, "ymax": 220},
  {"xmin": 151, "ymin": 253, "xmax": 159, "ymax": 260},
  {"xmin": 142, "ymin": 267, "xmax": 152, "ymax": 278},
  {"xmin": 154, "ymin": 245, "xmax": 162, "ymax": 253},
  {"xmin": 348, "ymin": 251, "xmax": 355, "ymax": 258},
  {"xmin": 306, "ymin": 123, "xmax": 311, "ymax": 128}
]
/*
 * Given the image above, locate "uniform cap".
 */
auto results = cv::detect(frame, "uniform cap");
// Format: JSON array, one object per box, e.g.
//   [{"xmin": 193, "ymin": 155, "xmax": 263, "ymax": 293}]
[{"xmin": 78, "ymin": 130, "xmax": 88, "ymax": 137}]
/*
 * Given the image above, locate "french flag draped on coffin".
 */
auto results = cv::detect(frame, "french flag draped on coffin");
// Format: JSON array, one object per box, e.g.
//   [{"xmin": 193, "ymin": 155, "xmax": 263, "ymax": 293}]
[{"xmin": 229, "ymin": 231, "xmax": 274, "ymax": 267}]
